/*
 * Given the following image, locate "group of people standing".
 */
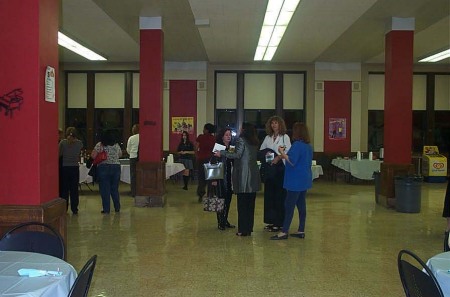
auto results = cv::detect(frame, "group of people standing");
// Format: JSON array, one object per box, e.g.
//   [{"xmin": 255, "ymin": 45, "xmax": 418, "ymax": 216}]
[
  {"xmin": 193, "ymin": 116, "xmax": 313, "ymax": 240},
  {"xmin": 59, "ymin": 115, "xmax": 313, "ymax": 241},
  {"xmin": 59, "ymin": 128, "xmax": 127, "ymax": 215}
]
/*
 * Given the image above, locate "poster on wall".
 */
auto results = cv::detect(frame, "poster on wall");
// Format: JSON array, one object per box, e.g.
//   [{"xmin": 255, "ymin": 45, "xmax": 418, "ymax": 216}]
[
  {"xmin": 329, "ymin": 118, "xmax": 346, "ymax": 140},
  {"xmin": 45, "ymin": 66, "xmax": 55, "ymax": 103},
  {"xmin": 171, "ymin": 116, "xmax": 194, "ymax": 134}
]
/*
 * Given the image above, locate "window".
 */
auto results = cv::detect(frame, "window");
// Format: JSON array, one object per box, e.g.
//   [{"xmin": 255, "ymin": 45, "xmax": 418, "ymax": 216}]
[
  {"xmin": 367, "ymin": 110, "xmax": 384, "ymax": 151},
  {"xmin": 66, "ymin": 108, "xmax": 87, "ymax": 146},
  {"xmin": 216, "ymin": 109, "xmax": 237, "ymax": 135},
  {"xmin": 95, "ymin": 109, "xmax": 124, "ymax": 147},
  {"xmin": 244, "ymin": 110, "xmax": 274, "ymax": 142}
]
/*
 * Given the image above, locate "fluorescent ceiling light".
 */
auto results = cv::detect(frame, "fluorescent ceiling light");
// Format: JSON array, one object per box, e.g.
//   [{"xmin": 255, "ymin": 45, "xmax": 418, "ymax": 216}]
[
  {"xmin": 419, "ymin": 49, "xmax": 450, "ymax": 62},
  {"xmin": 58, "ymin": 32, "xmax": 107, "ymax": 61},
  {"xmin": 254, "ymin": 0, "xmax": 300, "ymax": 61}
]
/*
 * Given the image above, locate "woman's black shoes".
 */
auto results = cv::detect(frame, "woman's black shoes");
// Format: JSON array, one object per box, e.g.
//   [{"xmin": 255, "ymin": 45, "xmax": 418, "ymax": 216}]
[
  {"xmin": 225, "ymin": 222, "xmax": 235, "ymax": 228},
  {"xmin": 290, "ymin": 233, "xmax": 305, "ymax": 239},
  {"xmin": 270, "ymin": 234, "xmax": 288, "ymax": 240},
  {"xmin": 264, "ymin": 224, "xmax": 274, "ymax": 230},
  {"xmin": 218, "ymin": 225, "xmax": 226, "ymax": 230},
  {"xmin": 236, "ymin": 232, "xmax": 250, "ymax": 236}
]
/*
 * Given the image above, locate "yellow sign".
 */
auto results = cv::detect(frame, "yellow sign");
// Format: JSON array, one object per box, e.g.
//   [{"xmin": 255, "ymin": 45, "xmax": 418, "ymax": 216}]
[
  {"xmin": 171, "ymin": 117, "xmax": 194, "ymax": 134},
  {"xmin": 423, "ymin": 145, "xmax": 439, "ymax": 155}
]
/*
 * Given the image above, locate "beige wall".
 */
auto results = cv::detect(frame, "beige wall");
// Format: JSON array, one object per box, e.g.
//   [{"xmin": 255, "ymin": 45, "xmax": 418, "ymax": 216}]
[{"xmin": 59, "ymin": 61, "xmax": 449, "ymax": 152}]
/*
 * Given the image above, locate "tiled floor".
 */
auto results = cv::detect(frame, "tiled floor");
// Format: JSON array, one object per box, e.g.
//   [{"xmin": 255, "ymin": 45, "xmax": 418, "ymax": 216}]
[{"xmin": 67, "ymin": 178, "xmax": 448, "ymax": 296}]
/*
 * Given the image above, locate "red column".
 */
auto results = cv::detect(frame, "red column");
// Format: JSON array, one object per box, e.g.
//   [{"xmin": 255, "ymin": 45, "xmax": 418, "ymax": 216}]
[
  {"xmin": 0, "ymin": 0, "xmax": 59, "ymax": 205},
  {"xmin": 139, "ymin": 20, "xmax": 164, "ymax": 162},
  {"xmin": 135, "ymin": 17, "xmax": 166, "ymax": 205},
  {"xmin": 384, "ymin": 19, "xmax": 414, "ymax": 164}
]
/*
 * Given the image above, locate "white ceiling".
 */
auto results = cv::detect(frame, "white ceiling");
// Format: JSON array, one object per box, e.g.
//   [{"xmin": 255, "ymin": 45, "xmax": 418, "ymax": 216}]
[{"xmin": 59, "ymin": 0, "xmax": 450, "ymax": 65}]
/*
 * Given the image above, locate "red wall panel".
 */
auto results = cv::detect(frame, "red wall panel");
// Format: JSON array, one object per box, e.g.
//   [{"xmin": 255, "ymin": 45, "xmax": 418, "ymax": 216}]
[
  {"xmin": 323, "ymin": 81, "xmax": 352, "ymax": 155},
  {"xmin": 0, "ymin": 0, "xmax": 59, "ymax": 205},
  {"xmin": 169, "ymin": 80, "xmax": 197, "ymax": 151}
]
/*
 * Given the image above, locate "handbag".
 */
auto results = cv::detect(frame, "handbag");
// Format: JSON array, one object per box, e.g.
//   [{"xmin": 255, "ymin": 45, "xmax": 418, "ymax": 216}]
[
  {"xmin": 92, "ymin": 150, "xmax": 107, "ymax": 165},
  {"xmin": 203, "ymin": 196, "xmax": 225, "ymax": 212},
  {"xmin": 203, "ymin": 161, "xmax": 224, "ymax": 180}
]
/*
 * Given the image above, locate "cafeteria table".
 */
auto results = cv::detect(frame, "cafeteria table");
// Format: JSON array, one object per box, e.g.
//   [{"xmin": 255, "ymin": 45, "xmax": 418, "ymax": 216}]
[
  {"xmin": 311, "ymin": 165, "xmax": 323, "ymax": 180},
  {"xmin": 0, "ymin": 251, "xmax": 77, "ymax": 297},
  {"xmin": 426, "ymin": 251, "xmax": 450, "ymax": 296},
  {"xmin": 120, "ymin": 162, "xmax": 186, "ymax": 183},
  {"xmin": 331, "ymin": 158, "xmax": 382, "ymax": 180}
]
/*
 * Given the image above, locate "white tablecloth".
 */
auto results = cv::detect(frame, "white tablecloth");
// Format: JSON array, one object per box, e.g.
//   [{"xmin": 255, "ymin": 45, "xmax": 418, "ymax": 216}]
[
  {"xmin": 426, "ymin": 251, "xmax": 450, "ymax": 296},
  {"xmin": 311, "ymin": 165, "xmax": 323, "ymax": 180},
  {"xmin": 120, "ymin": 163, "xmax": 186, "ymax": 183},
  {"xmin": 79, "ymin": 163, "xmax": 92, "ymax": 184},
  {"xmin": 331, "ymin": 158, "xmax": 382, "ymax": 180},
  {"xmin": 0, "ymin": 251, "xmax": 77, "ymax": 297}
]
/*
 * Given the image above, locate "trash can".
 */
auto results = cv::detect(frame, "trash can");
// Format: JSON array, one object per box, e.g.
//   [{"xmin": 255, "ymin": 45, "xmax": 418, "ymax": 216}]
[
  {"xmin": 373, "ymin": 171, "xmax": 380, "ymax": 203},
  {"xmin": 395, "ymin": 175, "xmax": 422, "ymax": 213}
]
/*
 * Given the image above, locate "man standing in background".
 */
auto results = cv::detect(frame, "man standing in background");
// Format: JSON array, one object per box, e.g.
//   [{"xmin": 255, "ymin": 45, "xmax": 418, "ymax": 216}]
[{"xmin": 127, "ymin": 124, "xmax": 139, "ymax": 197}]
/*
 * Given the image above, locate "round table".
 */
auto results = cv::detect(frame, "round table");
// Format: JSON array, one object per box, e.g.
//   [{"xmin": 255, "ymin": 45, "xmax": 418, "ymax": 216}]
[
  {"xmin": 426, "ymin": 251, "xmax": 450, "ymax": 296},
  {"xmin": 0, "ymin": 251, "xmax": 77, "ymax": 297}
]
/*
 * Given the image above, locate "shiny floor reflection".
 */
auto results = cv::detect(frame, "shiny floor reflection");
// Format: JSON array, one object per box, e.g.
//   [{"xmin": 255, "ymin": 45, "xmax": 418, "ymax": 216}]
[{"xmin": 67, "ymin": 179, "xmax": 448, "ymax": 297}]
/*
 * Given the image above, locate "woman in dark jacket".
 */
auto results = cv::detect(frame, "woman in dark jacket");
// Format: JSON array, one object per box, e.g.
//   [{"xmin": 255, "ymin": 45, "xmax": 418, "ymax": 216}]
[
  {"xmin": 214, "ymin": 123, "xmax": 261, "ymax": 236},
  {"xmin": 177, "ymin": 131, "xmax": 195, "ymax": 190},
  {"xmin": 215, "ymin": 128, "xmax": 235, "ymax": 230}
]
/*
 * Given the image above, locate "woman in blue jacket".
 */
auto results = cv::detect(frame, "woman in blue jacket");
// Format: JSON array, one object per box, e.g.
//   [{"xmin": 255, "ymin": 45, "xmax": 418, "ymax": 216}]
[{"xmin": 270, "ymin": 122, "xmax": 312, "ymax": 240}]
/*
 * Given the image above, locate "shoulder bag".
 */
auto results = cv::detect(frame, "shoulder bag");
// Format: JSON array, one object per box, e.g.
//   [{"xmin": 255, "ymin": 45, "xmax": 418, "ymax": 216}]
[
  {"xmin": 203, "ymin": 158, "xmax": 224, "ymax": 180},
  {"xmin": 92, "ymin": 148, "xmax": 107, "ymax": 165}
]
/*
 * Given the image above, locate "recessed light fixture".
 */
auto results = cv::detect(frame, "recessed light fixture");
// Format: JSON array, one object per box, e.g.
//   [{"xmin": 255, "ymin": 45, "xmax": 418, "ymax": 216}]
[
  {"xmin": 58, "ymin": 32, "xmax": 107, "ymax": 61},
  {"xmin": 419, "ymin": 49, "xmax": 450, "ymax": 62},
  {"xmin": 254, "ymin": 0, "xmax": 300, "ymax": 61}
]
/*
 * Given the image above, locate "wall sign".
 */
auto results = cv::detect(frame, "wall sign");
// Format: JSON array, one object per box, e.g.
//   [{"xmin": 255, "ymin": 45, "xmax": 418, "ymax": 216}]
[
  {"xmin": 171, "ymin": 116, "xmax": 194, "ymax": 134},
  {"xmin": 329, "ymin": 118, "xmax": 347, "ymax": 140},
  {"xmin": 45, "ymin": 66, "xmax": 55, "ymax": 102}
]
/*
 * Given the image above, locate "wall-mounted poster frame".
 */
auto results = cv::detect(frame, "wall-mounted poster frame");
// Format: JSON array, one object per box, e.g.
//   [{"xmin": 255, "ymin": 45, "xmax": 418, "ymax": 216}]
[
  {"xmin": 329, "ymin": 118, "xmax": 346, "ymax": 140},
  {"xmin": 171, "ymin": 116, "xmax": 194, "ymax": 134}
]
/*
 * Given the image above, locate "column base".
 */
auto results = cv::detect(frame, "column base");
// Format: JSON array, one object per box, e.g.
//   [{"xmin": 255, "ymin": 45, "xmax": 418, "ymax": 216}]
[
  {"xmin": 135, "ymin": 195, "xmax": 166, "ymax": 207},
  {"xmin": 136, "ymin": 161, "xmax": 166, "ymax": 207}
]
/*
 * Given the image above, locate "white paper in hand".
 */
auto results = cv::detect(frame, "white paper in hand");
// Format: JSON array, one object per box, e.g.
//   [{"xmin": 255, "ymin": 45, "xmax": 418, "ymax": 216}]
[{"xmin": 212, "ymin": 143, "xmax": 226, "ymax": 153}]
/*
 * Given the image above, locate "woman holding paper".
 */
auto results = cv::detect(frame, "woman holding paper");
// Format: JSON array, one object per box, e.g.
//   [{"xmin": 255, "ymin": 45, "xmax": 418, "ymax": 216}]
[
  {"xmin": 215, "ymin": 128, "xmax": 235, "ymax": 230},
  {"xmin": 214, "ymin": 123, "xmax": 261, "ymax": 236}
]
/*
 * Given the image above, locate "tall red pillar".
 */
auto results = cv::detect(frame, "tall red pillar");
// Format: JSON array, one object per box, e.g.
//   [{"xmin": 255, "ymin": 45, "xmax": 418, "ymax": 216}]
[
  {"xmin": 0, "ymin": 0, "xmax": 66, "ymax": 239},
  {"xmin": 379, "ymin": 18, "xmax": 416, "ymax": 207},
  {"xmin": 136, "ymin": 17, "xmax": 166, "ymax": 206}
]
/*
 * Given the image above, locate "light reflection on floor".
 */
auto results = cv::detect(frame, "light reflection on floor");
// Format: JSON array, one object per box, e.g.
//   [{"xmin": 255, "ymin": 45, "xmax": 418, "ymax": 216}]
[{"xmin": 67, "ymin": 179, "xmax": 448, "ymax": 297}]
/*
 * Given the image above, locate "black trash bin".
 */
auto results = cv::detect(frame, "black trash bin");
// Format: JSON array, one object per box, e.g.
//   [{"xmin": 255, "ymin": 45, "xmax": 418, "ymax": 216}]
[
  {"xmin": 395, "ymin": 175, "xmax": 422, "ymax": 213},
  {"xmin": 373, "ymin": 171, "xmax": 380, "ymax": 203}
]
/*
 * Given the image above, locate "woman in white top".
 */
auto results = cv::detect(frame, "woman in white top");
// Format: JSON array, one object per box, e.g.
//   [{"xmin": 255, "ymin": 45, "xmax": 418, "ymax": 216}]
[{"xmin": 259, "ymin": 116, "xmax": 291, "ymax": 232}]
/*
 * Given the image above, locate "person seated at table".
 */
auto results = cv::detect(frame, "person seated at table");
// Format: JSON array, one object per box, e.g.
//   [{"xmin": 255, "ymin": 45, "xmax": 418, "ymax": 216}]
[
  {"xmin": 442, "ymin": 177, "xmax": 450, "ymax": 251},
  {"xmin": 59, "ymin": 127, "xmax": 83, "ymax": 215},
  {"xmin": 177, "ymin": 131, "xmax": 195, "ymax": 190},
  {"xmin": 126, "ymin": 124, "xmax": 139, "ymax": 197},
  {"xmin": 92, "ymin": 129, "xmax": 122, "ymax": 214},
  {"xmin": 270, "ymin": 122, "xmax": 312, "ymax": 240}
]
